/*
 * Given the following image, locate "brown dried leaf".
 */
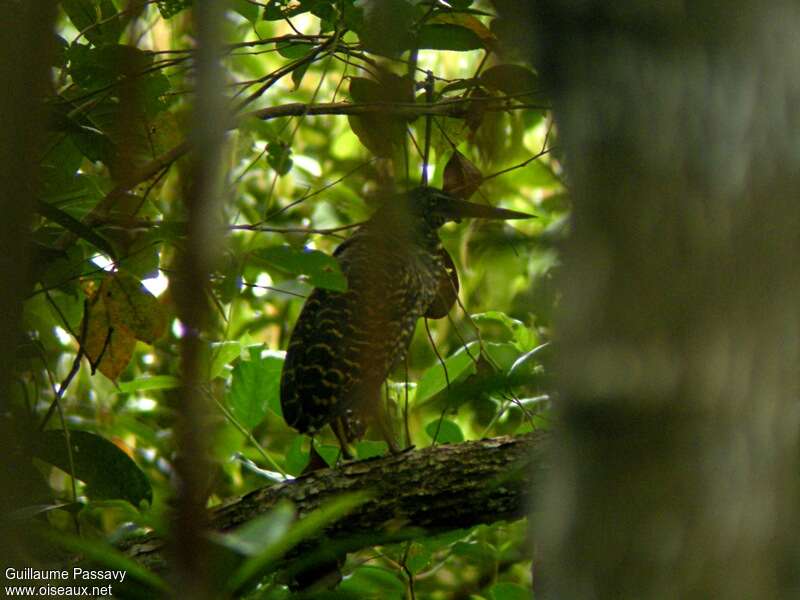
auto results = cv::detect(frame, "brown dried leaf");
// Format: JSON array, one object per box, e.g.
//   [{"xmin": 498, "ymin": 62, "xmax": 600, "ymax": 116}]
[
  {"xmin": 425, "ymin": 248, "xmax": 460, "ymax": 319},
  {"xmin": 443, "ymin": 150, "xmax": 483, "ymax": 199}
]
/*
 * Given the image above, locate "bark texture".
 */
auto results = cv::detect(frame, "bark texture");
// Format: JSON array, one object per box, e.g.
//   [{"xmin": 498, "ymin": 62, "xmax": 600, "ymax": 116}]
[{"xmin": 124, "ymin": 433, "xmax": 543, "ymax": 572}]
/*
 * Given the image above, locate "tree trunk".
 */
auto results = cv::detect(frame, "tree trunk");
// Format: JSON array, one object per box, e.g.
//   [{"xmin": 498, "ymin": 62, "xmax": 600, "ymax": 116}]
[
  {"xmin": 0, "ymin": 0, "xmax": 59, "ymax": 569},
  {"xmin": 531, "ymin": 3, "xmax": 800, "ymax": 597}
]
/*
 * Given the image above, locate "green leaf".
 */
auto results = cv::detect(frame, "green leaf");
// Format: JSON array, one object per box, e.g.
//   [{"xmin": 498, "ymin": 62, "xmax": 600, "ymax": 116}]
[
  {"xmin": 62, "ymin": 0, "xmax": 123, "ymax": 45},
  {"xmin": 405, "ymin": 544, "xmax": 432, "ymax": 574},
  {"xmin": 355, "ymin": 0, "xmax": 415, "ymax": 57},
  {"xmin": 490, "ymin": 582, "xmax": 531, "ymax": 600},
  {"xmin": 118, "ymin": 375, "xmax": 180, "ymax": 393},
  {"xmin": 211, "ymin": 502, "xmax": 295, "ymax": 556},
  {"xmin": 68, "ymin": 44, "xmax": 153, "ymax": 90},
  {"xmin": 415, "ymin": 342, "xmax": 479, "ymax": 402},
  {"xmin": 479, "ymin": 64, "xmax": 541, "ymax": 98},
  {"xmin": 232, "ymin": 0, "xmax": 260, "ymax": 23},
  {"xmin": 355, "ymin": 440, "xmax": 388, "ymax": 459},
  {"xmin": 484, "ymin": 341, "xmax": 523, "ymax": 372},
  {"xmin": 315, "ymin": 442, "xmax": 340, "ymax": 467},
  {"xmin": 472, "ymin": 311, "xmax": 536, "ymax": 350},
  {"xmin": 339, "ymin": 566, "xmax": 406, "ymax": 598},
  {"xmin": 31, "ymin": 430, "xmax": 152, "ymax": 508},
  {"xmin": 285, "ymin": 435, "xmax": 310, "ymax": 476},
  {"xmin": 263, "ymin": 0, "xmax": 308, "ymax": 20},
  {"xmin": 209, "ymin": 341, "xmax": 243, "ymax": 379},
  {"xmin": 35, "ymin": 526, "xmax": 169, "ymax": 594},
  {"xmin": 35, "ymin": 199, "xmax": 117, "ymax": 260},
  {"xmin": 267, "ymin": 141, "xmax": 294, "ymax": 175},
  {"xmin": 291, "ymin": 61, "xmax": 311, "ymax": 91},
  {"xmin": 253, "ymin": 245, "xmax": 347, "ymax": 292},
  {"xmin": 417, "ymin": 24, "xmax": 484, "ymax": 51},
  {"xmin": 425, "ymin": 419, "xmax": 464, "ymax": 444},
  {"xmin": 227, "ymin": 492, "xmax": 371, "ymax": 593},
  {"xmin": 157, "ymin": 0, "xmax": 191, "ymax": 18},
  {"xmin": 347, "ymin": 74, "xmax": 414, "ymax": 157},
  {"xmin": 276, "ymin": 40, "xmax": 314, "ymax": 59},
  {"xmin": 228, "ymin": 353, "xmax": 285, "ymax": 428}
]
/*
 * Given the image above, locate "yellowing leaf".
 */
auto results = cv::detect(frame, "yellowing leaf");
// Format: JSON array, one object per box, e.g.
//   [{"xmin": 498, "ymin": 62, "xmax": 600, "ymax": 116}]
[
  {"xmin": 81, "ymin": 272, "xmax": 167, "ymax": 380},
  {"xmin": 103, "ymin": 272, "xmax": 167, "ymax": 343},
  {"xmin": 428, "ymin": 13, "xmax": 495, "ymax": 44}
]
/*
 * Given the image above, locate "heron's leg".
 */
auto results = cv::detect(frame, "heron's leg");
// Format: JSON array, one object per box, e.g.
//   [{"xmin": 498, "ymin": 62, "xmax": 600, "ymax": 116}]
[
  {"xmin": 331, "ymin": 418, "xmax": 355, "ymax": 460},
  {"xmin": 374, "ymin": 396, "xmax": 401, "ymax": 454},
  {"xmin": 377, "ymin": 414, "xmax": 401, "ymax": 454}
]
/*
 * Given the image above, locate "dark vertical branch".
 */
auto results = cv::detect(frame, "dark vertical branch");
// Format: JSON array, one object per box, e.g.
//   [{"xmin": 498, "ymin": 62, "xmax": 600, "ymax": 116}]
[
  {"xmin": 532, "ymin": 2, "xmax": 800, "ymax": 597},
  {"xmin": 0, "ymin": 0, "xmax": 58, "ymax": 564},
  {"xmin": 421, "ymin": 70, "xmax": 434, "ymax": 185},
  {"xmin": 169, "ymin": 3, "xmax": 227, "ymax": 598}
]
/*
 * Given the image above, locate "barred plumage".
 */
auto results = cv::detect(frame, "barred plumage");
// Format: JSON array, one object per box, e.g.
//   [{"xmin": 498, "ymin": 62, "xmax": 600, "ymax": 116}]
[{"xmin": 279, "ymin": 186, "xmax": 531, "ymax": 456}]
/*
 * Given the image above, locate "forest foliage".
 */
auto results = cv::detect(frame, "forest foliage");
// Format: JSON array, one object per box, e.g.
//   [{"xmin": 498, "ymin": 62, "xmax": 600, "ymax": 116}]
[{"xmin": 15, "ymin": 0, "xmax": 563, "ymax": 597}]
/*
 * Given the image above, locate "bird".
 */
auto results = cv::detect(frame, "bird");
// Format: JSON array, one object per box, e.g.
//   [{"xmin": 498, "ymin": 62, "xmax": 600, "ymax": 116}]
[{"xmin": 279, "ymin": 186, "xmax": 532, "ymax": 457}]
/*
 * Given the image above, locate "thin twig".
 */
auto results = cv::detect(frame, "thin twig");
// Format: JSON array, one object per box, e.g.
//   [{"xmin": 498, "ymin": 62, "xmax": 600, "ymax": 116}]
[{"xmin": 424, "ymin": 318, "xmax": 450, "ymax": 447}]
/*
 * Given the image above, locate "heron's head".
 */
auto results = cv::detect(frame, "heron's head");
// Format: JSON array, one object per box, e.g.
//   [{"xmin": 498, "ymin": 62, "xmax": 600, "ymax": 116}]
[{"xmin": 403, "ymin": 186, "xmax": 534, "ymax": 229}]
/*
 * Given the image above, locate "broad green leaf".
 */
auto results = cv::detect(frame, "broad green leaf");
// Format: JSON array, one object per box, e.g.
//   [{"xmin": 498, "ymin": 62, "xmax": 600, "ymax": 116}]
[
  {"xmin": 315, "ymin": 442, "xmax": 340, "ymax": 467},
  {"xmin": 415, "ymin": 342, "xmax": 479, "ymax": 402},
  {"xmin": 211, "ymin": 502, "xmax": 295, "ymax": 556},
  {"xmin": 405, "ymin": 544, "xmax": 432, "ymax": 574},
  {"xmin": 38, "ymin": 245, "xmax": 87, "ymax": 293},
  {"xmin": 231, "ymin": 0, "xmax": 260, "ymax": 23},
  {"xmin": 36, "ymin": 525, "xmax": 169, "ymax": 593},
  {"xmin": 472, "ymin": 311, "xmax": 536, "ymax": 350},
  {"xmin": 228, "ymin": 353, "xmax": 284, "ymax": 428},
  {"xmin": 490, "ymin": 582, "xmax": 531, "ymax": 600},
  {"xmin": 484, "ymin": 341, "xmax": 524, "ymax": 372},
  {"xmin": 263, "ymin": 0, "xmax": 308, "ymax": 20},
  {"xmin": 35, "ymin": 199, "xmax": 116, "ymax": 260},
  {"xmin": 452, "ymin": 540, "xmax": 495, "ymax": 561},
  {"xmin": 62, "ymin": 0, "xmax": 123, "ymax": 45},
  {"xmin": 355, "ymin": 0, "xmax": 415, "ymax": 57},
  {"xmin": 118, "ymin": 375, "xmax": 179, "ymax": 393},
  {"xmin": 68, "ymin": 44, "xmax": 153, "ymax": 90},
  {"xmin": 227, "ymin": 492, "xmax": 371, "ymax": 593},
  {"xmin": 285, "ymin": 435, "xmax": 310, "ymax": 476},
  {"xmin": 480, "ymin": 64, "xmax": 541, "ymax": 98},
  {"xmin": 267, "ymin": 141, "xmax": 294, "ymax": 175},
  {"xmin": 425, "ymin": 418, "xmax": 464, "ymax": 444},
  {"xmin": 253, "ymin": 245, "xmax": 347, "ymax": 292},
  {"xmin": 157, "ymin": 0, "xmax": 192, "ymax": 18},
  {"xmin": 32, "ymin": 430, "xmax": 152, "ymax": 507},
  {"xmin": 209, "ymin": 341, "xmax": 243, "ymax": 379},
  {"xmin": 339, "ymin": 566, "xmax": 405, "ymax": 599},
  {"xmin": 355, "ymin": 440, "xmax": 388, "ymax": 459},
  {"xmin": 417, "ymin": 24, "xmax": 485, "ymax": 51},
  {"xmin": 347, "ymin": 74, "xmax": 414, "ymax": 157},
  {"xmin": 291, "ymin": 61, "xmax": 310, "ymax": 91},
  {"xmin": 276, "ymin": 40, "xmax": 313, "ymax": 59}
]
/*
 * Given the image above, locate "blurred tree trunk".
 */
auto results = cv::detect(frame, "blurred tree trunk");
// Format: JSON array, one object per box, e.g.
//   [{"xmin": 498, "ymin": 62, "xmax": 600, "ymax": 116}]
[
  {"xmin": 0, "ymin": 0, "xmax": 58, "ymax": 566},
  {"xmin": 531, "ymin": 3, "xmax": 800, "ymax": 598}
]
